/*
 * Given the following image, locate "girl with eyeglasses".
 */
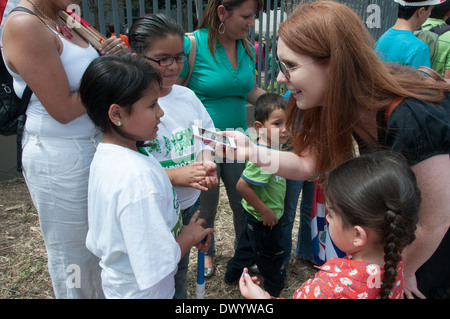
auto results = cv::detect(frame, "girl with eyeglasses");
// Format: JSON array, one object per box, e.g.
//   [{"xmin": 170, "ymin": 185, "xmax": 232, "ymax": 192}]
[
  {"xmin": 128, "ymin": 13, "xmax": 218, "ymax": 299},
  {"xmin": 217, "ymin": 1, "xmax": 450, "ymax": 299},
  {"xmin": 176, "ymin": 0, "xmax": 266, "ymax": 279}
]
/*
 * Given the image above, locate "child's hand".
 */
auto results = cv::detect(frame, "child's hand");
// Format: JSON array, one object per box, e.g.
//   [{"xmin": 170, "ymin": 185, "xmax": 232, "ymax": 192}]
[
  {"xmin": 168, "ymin": 163, "xmax": 209, "ymax": 191},
  {"xmin": 180, "ymin": 210, "xmax": 214, "ymax": 250},
  {"xmin": 199, "ymin": 160, "xmax": 218, "ymax": 189},
  {"xmin": 239, "ymin": 268, "xmax": 271, "ymax": 299},
  {"xmin": 260, "ymin": 208, "xmax": 278, "ymax": 227},
  {"xmin": 196, "ymin": 232, "xmax": 212, "ymax": 254}
]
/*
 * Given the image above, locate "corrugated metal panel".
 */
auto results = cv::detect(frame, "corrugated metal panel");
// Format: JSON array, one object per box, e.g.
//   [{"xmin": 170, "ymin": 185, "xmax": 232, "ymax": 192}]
[{"xmin": 79, "ymin": 0, "xmax": 397, "ymax": 92}]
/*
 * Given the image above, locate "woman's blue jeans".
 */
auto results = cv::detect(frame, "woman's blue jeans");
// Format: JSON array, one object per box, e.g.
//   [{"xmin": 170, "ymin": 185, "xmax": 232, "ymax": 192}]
[{"xmin": 279, "ymin": 179, "xmax": 315, "ymax": 265}]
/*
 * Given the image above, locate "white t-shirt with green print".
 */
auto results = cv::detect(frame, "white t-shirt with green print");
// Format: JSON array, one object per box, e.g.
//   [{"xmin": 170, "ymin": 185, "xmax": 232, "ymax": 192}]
[
  {"xmin": 86, "ymin": 143, "xmax": 182, "ymax": 298},
  {"xmin": 138, "ymin": 85, "xmax": 215, "ymax": 210}
]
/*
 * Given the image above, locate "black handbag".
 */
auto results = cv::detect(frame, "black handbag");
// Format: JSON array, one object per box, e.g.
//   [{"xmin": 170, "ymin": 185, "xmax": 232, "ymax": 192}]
[
  {"xmin": 0, "ymin": 7, "xmax": 36, "ymax": 136},
  {"xmin": 0, "ymin": 56, "xmax": 32, "ymax": 172},
  {"xmin": 0, "ymin": 56, "xmax": 32, "ymax": 136},
  {"xmin": 0, "ymin": 7, "xmax": 38, "ymax": 172}
]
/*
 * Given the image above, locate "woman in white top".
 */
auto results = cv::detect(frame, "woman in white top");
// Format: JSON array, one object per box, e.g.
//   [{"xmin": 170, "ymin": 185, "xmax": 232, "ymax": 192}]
[{"xmin": 1, "ymin": 0, "xmax": 127, "ymax": 298}]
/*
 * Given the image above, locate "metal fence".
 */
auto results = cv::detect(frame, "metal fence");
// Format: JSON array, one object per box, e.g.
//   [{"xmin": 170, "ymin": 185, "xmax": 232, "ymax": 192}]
[{"xmin": 79, "ymin": 0, "xmax": 398, "ymax": 91}]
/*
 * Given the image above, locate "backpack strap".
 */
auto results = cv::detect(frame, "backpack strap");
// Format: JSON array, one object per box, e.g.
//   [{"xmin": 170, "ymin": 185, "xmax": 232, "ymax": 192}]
[
  {"xmin": 418, "ymin": 65, "xmax": 447, "ymax": 82},
  {"xmin": 384, "ymin": 97, "xmax": 405, "ymax": 124},
  {"xmin": 430, "ymin": 23, "xmax": 450, "ymax": 37}
]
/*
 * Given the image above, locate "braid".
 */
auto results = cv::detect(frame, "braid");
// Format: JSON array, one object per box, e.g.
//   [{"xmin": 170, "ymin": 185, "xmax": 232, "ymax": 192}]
[
  {"xmin": 380, "ymin": 209, "xmax": 418, "ymax": 299},
  {"xmin": 380, "ymin": 210, "xmax": 402, "ymax": 299}
]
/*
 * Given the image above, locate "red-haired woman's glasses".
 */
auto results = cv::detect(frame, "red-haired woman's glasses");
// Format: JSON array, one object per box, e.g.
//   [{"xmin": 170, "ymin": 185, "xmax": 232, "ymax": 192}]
[{"xmin": 276, "ymin": 58, "xmax": 303, "ymax": 81}]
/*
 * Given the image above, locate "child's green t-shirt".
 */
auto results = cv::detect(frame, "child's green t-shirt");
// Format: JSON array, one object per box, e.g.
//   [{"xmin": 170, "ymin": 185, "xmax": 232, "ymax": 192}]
[{"xmin": 241, "ymin": 160, "xmax": 286, "ymax": 222}]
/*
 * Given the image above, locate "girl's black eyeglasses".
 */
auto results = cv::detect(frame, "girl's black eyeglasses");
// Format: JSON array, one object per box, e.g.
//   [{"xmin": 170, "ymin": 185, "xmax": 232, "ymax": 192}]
[{"xmin": 143, "ymin": 54, "xmax": 188, "ymax": 66}]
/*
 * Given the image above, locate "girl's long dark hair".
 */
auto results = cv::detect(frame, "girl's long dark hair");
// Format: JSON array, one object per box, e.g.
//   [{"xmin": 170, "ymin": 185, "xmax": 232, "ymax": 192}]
[
  {"xmin": 323, "ymin": 151, "xmax": 420, "ymax": 299},
  {"xmin": 128, "ymin": 13, "xmax": 185, "ymax": 55}
]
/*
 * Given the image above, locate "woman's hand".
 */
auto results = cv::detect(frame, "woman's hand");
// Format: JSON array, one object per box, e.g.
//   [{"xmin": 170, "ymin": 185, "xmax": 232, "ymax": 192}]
[
  {"xmin": 99, "ymin": 36, "xmax": 128, "ymax": 55},
  {"xmin": 403, "ymin": 273, "xmax": 425, "ymax": 299},
  {"xmin": 214, "ymin": 131, "xmax": 253, "ymax": 163},
  {"xmin": 239, "ymin": 268, "xmax": 271, "ymax": 299}
]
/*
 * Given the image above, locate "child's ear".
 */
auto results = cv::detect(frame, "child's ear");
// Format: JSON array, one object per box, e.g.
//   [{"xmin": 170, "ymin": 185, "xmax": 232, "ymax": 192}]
[
  {"xmin": 130, "ymin": 52, "xmax": 139, "ymax": 58},
  {"xmin": 254, "ymin": 121, "xmax": 263, "ymax": 130},
  {"xmin": 108, "ymin": 104, "xmax": 124, "ymax": 127},
  {"xmin": 352, "ymin": 225, "xmax": 368, "ymax": 248}
]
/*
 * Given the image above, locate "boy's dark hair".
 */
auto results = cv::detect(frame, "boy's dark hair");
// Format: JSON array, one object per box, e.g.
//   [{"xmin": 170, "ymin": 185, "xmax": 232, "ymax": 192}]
[
  {"xmin": 323, "ymin": 151, "xmax": 420, "ymax": 299},
  {"xmin": 430, "ymin": 1, "xmax": 450, "ymax": 19},
  {"xmin": 128, "ymin": 13, "xmax": 184, "ymax": 55},
  {"xmin": 254, "ymin": 93, "xmax": 287, "ymax": 123},
  {"xmin": 398, "ymin": 0, "xmax": 432, "ymax": 20},
  {"xmin": 79, "ymin": 54, "xmax": 161, "ymax": 133}
]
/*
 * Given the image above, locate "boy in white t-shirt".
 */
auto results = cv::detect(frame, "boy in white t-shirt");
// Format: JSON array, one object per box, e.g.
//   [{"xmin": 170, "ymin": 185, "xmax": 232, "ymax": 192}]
[{"xmin": 79, "ymin": 54, "xmax": 213, "ymax": 299}]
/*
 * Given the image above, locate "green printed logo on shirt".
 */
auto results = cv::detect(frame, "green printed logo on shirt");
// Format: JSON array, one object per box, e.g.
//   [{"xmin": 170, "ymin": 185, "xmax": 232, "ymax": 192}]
[{"xmin": 140, "ymin": 128, "xmax": 196, "ymax": 169}]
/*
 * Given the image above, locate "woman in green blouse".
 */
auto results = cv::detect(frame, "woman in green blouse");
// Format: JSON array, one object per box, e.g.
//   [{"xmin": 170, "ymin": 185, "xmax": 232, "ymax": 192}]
[{"xmin": 178, "ymin": 0, "xmax": 265, "ymax": 277}]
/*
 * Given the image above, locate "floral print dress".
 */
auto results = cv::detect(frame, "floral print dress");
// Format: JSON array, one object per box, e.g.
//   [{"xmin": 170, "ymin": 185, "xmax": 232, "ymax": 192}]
[{"xmin": 293, "ymin": 256, "xmax": 404, "ymax": 299}]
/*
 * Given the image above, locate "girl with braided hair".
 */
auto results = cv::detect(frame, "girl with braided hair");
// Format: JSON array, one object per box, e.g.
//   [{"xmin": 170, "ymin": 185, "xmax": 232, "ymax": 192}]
[{"xmin": 239, "ymin": 151, "xmax": 420, "ymax": 299}]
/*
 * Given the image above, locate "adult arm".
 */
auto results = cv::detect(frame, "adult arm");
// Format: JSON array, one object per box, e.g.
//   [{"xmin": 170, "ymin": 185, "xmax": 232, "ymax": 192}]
[
  {"xmin": 403, "ymin": 154, "xmax": 450, "ymax": 299},
  {"xmin": 2, "ymin": 13, "xmax": 127, "ymax": 124},
  {"xmin": 246, "ymin": 75, "xmax": 266, "ymax": 105},
  {"xmin": 2, "ymin": 13, "xmax": 87, "ymax": 124},
  {"xmin": 215, "ymin": 130, "xmax": 316, "ymax": 181}
]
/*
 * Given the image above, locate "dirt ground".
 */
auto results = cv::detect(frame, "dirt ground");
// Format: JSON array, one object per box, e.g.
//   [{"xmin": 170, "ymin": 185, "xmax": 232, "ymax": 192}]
[{"xmin": 0, "ymin": 176, "xmax": 316, "ymax": 299}]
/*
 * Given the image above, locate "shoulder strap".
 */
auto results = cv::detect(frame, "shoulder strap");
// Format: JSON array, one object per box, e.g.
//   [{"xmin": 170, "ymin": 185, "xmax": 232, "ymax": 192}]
[
  {"xmin": 11, "ymin": 7, "xmax": 35, "ymax": 15},
  {"xmin": 9, "ymin": 6, "xmax": 48, "ymax": 28},
  {"xmin": 182, "ymin": 33, "xmax": 196, "ymax": 87},
  {"xmin": 384, "ymin": 97, "xmax": 405, "ymax": 124},
  {"xmin": 21, "ymin": 85, "xmax": 32, "ymax": 103},
  {"xmin": 417, "ymin": 65, "xmax": 447, "ymax": 82},
  {"xmin": 430, "ymin": 24, "xmax": 450, "ymax": 37}
]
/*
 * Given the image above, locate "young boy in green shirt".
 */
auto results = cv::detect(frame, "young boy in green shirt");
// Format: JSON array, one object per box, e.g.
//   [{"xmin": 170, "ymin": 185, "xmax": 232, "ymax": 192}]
[{"xmin": 224, "ymin": 93, "xmax": 289, "ymax": 297}]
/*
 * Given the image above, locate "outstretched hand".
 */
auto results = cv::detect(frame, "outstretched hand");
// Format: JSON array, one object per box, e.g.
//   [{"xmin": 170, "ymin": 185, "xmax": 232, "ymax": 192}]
[
  {"xmin": 239, "ymin": 268, "xmax": 271, "ymax": 299},
  {"xmin": 214, "ymin": 131, "xmax": 253, "ymax": 163}
]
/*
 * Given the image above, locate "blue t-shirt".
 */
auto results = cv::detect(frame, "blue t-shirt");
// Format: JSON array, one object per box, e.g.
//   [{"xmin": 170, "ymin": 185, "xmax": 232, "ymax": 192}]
[{"xmin": 375, "ymin": 28, "xmax": 431, "ymax": 69}]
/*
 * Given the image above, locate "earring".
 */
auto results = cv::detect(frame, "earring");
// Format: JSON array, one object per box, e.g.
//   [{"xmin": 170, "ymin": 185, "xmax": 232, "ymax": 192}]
[
  {"xmin": 117, "ymin": 121, "xmax": 122, "ymax": 127},
  {"xmin": 218, "ymin": 21, "xmax": 225, "ymax": 35}
]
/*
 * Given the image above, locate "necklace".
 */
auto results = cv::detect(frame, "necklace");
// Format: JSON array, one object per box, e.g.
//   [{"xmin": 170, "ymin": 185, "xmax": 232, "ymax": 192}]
[{"xmin": 25, "ymin": 0, "xmax": 73, "ymax": 39}]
